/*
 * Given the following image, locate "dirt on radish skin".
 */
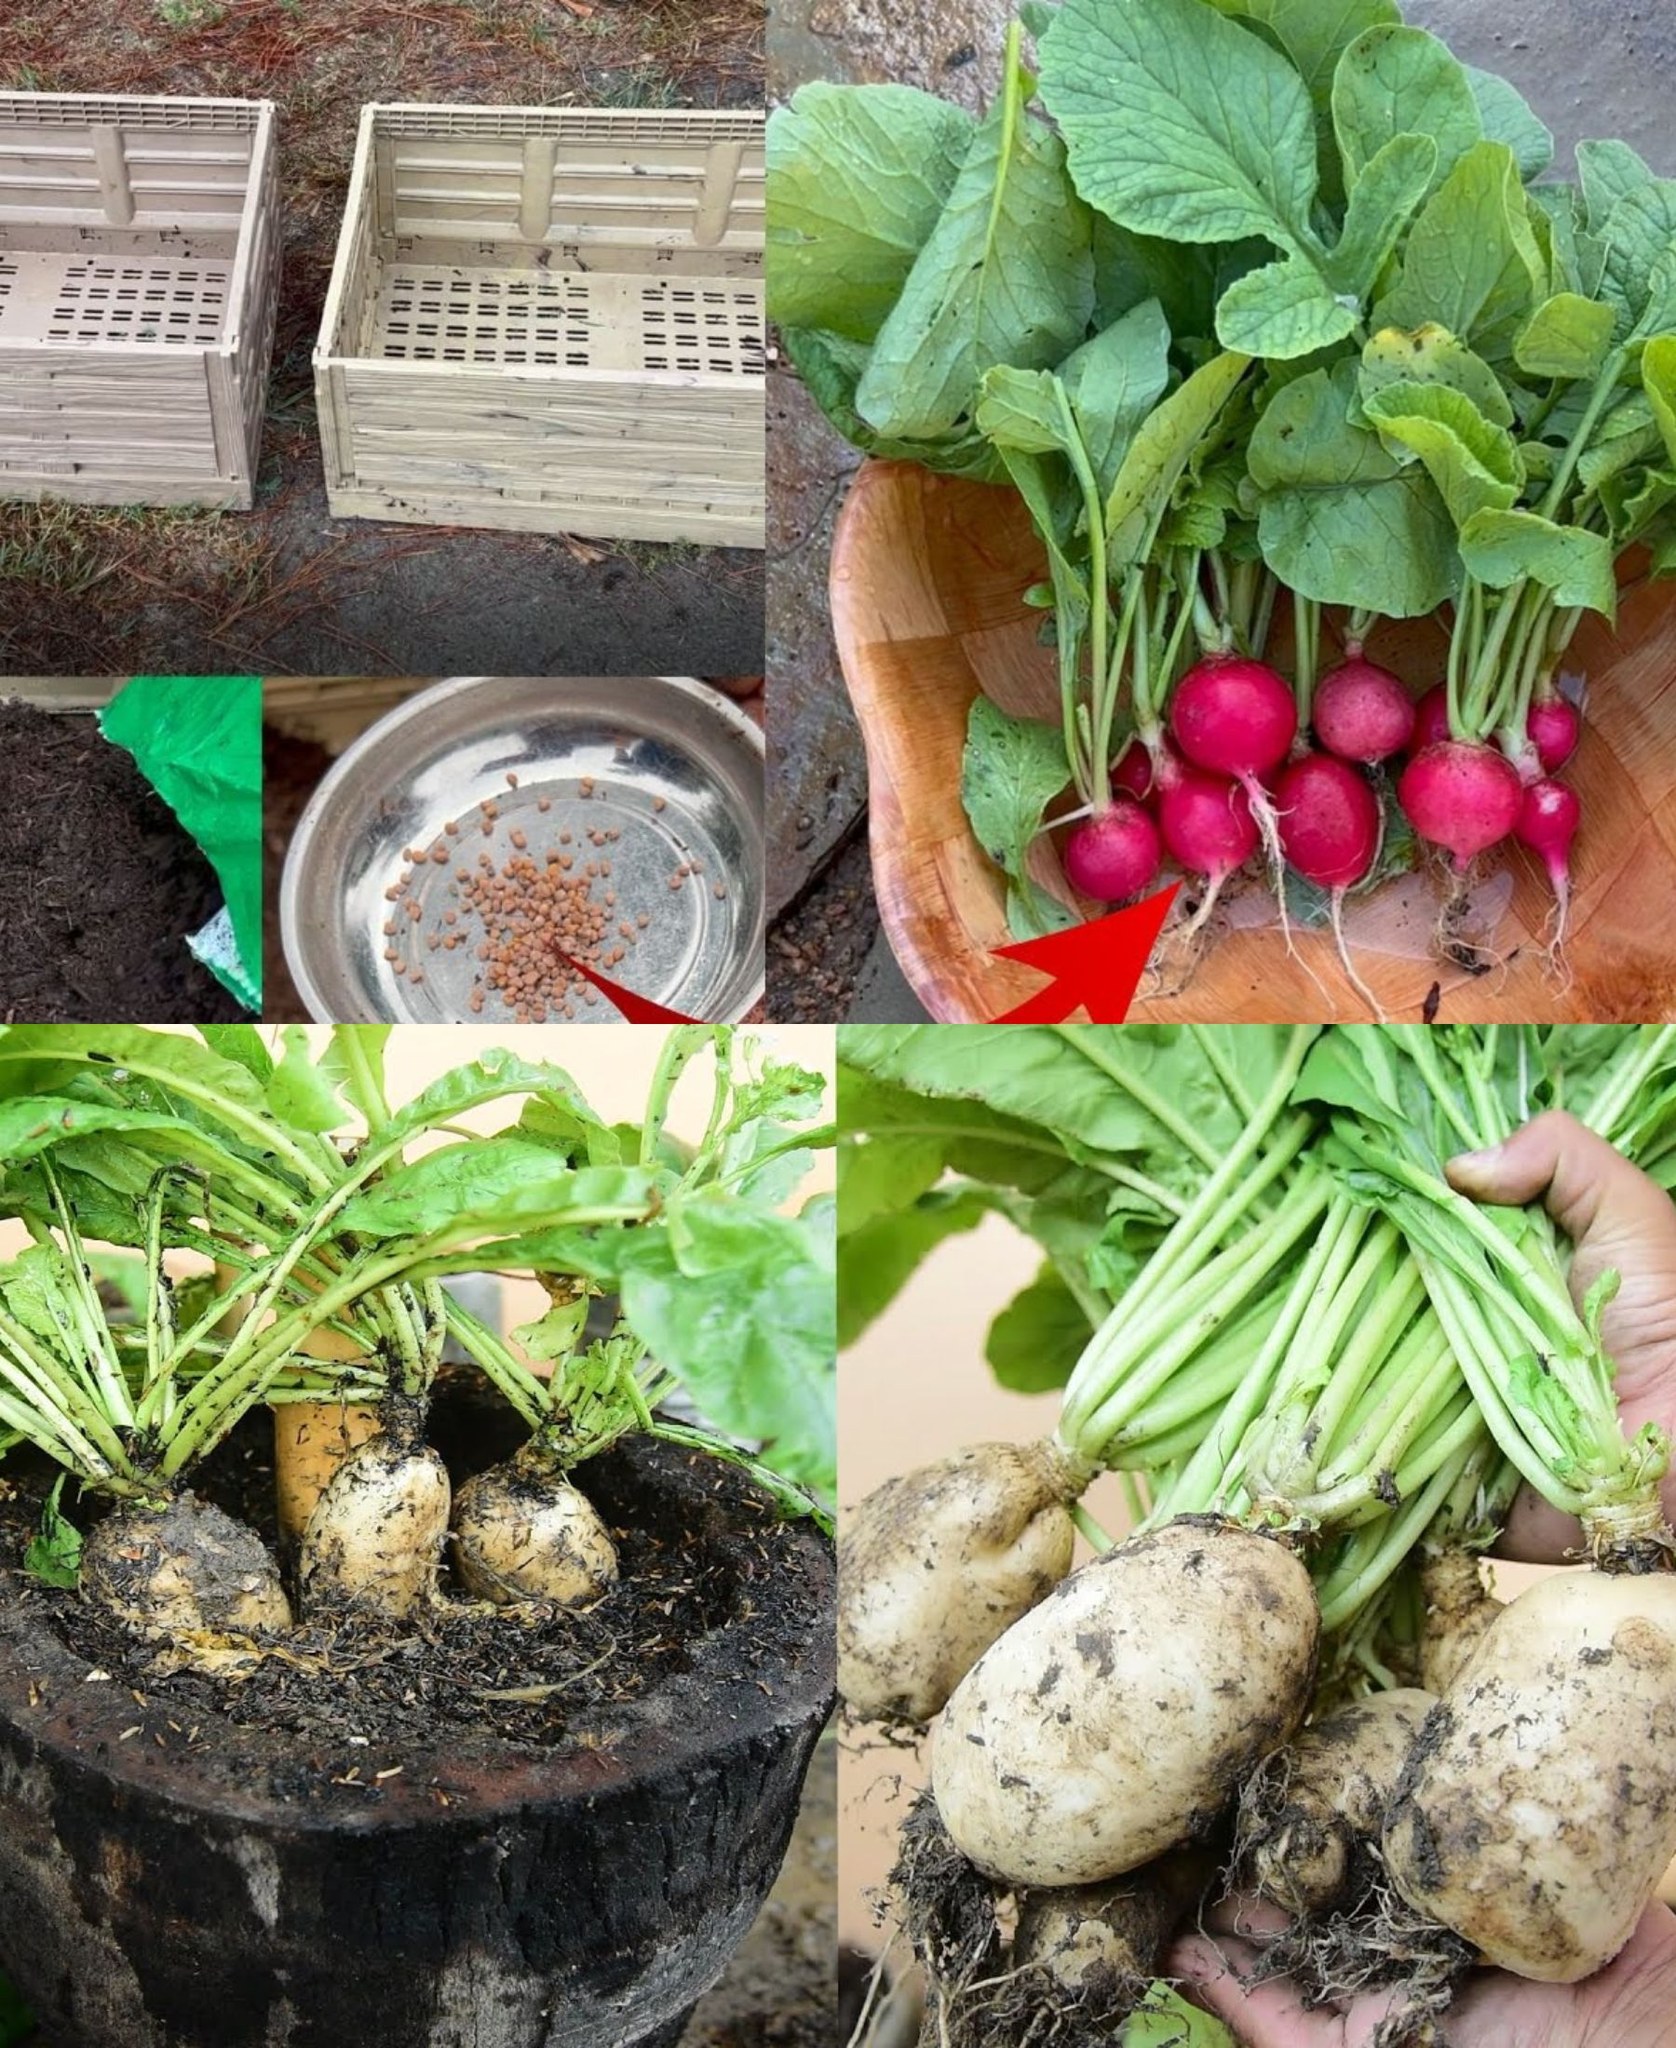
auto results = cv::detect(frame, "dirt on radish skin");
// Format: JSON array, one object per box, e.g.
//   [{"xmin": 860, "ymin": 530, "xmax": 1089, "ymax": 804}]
[
  {"xmin": 452, "ymin": 1456, "xmax": 619, "ymax": 1607},
  {"xmin": 837, "ymin": 1440, "xmax": 1086, "ymax": 1724},
  {"xmin": 1312, "ymin": 658, "xmax": 1415, "ymax": 764},
  {"xmin": 931, "ymin": 1520, "xmax": 1319, "ymax": 1886},
  {"xmin": 1386, "ymin": 1568, "xmax": 1676, "ymax": 1982},
  {"xmin": 79, "ymin": 1494, "xmax": 292, "ymax": 1638},
  {"xmin": 299, "ymin": 1433, "xmax": 452, "ymax": 1622},
  {"xmin": 1418, "ymin": 1550, "xmax": 1503, "ymax": 1697},
  {"xmin": 1238, "ymin": 1688, "xmax": 1436, "ymax": 1918}
]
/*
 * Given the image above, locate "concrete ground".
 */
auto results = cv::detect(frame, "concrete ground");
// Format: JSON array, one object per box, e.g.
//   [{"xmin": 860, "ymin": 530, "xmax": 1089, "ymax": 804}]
[{"xmin": 765, "ymin": 0, "xmax": 1676, "ymax": 1021}]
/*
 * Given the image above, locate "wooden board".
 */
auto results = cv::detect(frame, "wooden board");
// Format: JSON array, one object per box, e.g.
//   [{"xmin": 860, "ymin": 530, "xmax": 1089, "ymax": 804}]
[{"xmin": 830, "ymin": 459, "xmax": 1676, "ymax": 1024}]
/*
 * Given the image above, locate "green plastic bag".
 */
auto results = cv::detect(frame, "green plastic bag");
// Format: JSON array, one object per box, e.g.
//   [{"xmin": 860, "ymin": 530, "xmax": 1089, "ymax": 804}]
[{"xmin": 99, "ymin": 677, "xmax": 263, "ymax": 1013}]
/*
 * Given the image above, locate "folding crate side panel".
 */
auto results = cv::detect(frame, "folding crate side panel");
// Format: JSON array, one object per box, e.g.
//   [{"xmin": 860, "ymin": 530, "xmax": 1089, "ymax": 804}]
[
  {"xmin": 316, "ymin": 106, "xmax": 766, "ymax": 546},
  {"xmin": 0, "ymin": 95, "xmax": 275, "ymax": 509}
]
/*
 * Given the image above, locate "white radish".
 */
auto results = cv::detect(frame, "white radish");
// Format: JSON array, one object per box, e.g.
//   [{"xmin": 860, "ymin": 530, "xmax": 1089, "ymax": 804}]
[
  {"xmin": 452, "ymin": 1458, "xmax": 618, "ymax": 1607},
  {"xmin": 299, "ymin": 1431, "xmax": 451, "ymax": 1622},
  {"xmin": 838, "ymin": 1439, "xmax": 1089, "ymax": 1724},
  {"xmin": 1417, "ymin": 1549, "xmax": 1503, "ymax": 1698},
  {"xmin": 932, "ymin": 1520, "xmax": 1319, "ymax": 1886},
  {"xmin": 80, "ymin": 1494, "xmax": 292, "ymax": 1637},
  {"xmin": 1240, "ymin": 1687, "xmax": 1436, "ymax": 1917},
  {"xmin": 1385, "ymin": 1568, "xmax": 1676, "ymax": 1982}
]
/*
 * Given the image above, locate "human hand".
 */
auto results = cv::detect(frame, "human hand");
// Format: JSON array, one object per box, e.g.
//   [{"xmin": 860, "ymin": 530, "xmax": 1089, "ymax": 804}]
[
  {"xmin": 1445, "ymin": 1110, "xmax": 1676, "ymax": 1559},
  {"xmin": 1172, "ymin": 1898, "xmax": 1676, "ymax": 2048},
  {"xmin": 1168, "ymin": 1114, "xmax": 1676, "ymax": 2045}
]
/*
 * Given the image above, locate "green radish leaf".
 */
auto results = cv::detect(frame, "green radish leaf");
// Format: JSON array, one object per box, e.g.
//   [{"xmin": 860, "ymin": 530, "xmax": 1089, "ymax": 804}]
[
  {"xmin": 24, "ymin": 1476, "xmax": 83, "ymax": 1591},
  {"xmin": 1215, "ymin": 252, "xmax": 1359, "ymax": 360},
  {"xmin": 986, "ymin": 1262, "xmax": 1093, "ymax": 1392},
  {"xmin": 1060, "ymin": 300, "xmax": 1173, "ymax": 500},
  {"xmin": 1092, "ymin": 218, "xmax": 1216, "ymax": 341},
  {"xmin": 1358, "ymin": 324, "xmax": 1514, "ymax": 427},
  {"xmin": 1250, "ymin": 360, "xmax": 1459, "ymax": 616},
  {"xmin": 1204, "ymin": 0, "xmax": 1401, "ymax": 206},
  {"xmin": 1325, "ymin": 132, "xmax": 1438, "ymax": 299},
  {"xmin": 618, "ymin": 1200, "xmax": 835, "ymax": 1495},
  {"xmin": 1577, "ymin": 394, "xmax": 1662, "ymax": 491},
  {"xmin": 1577, "ymin": 138, "xmax": 1659, "ymax": 237},
  {"xmin": 196, "ymin": 1025, "xmax": 274, "ymax": 1082},
  {"xmin": 510, "ymin": 1293, "xmax": 590, "ymax": 1364},
  {"xmin": 1106, "ymin": 352, "xmax": 1250, "ymax": 569},
  {"xmin": 1008, "ymin": 876, "xmax": 1080, "ymax": 939},
  {"xmin": 838, "ymin": 1187, "xmax": 994, "ymax": 1346},
  {"xmin": 856, "ymin": 54, "xmax": 1093, "ymax": 439},
  {"xmin": 961, "ymin": 698, "xmax": 1073, "ymax": 901},
  {"xmin": 978, "ymin": 364, "xmax": 1075, "ymax": 457},
  {"xmin": 839, "ymin": 1062, "xmax": 1097, "ymax": 1198},
  {"xmin": 1457, "ymin": 508, "xmax": 1619, "ymax": 616},
  {"xmin": 781, "ymin": 327, "xmax": 1001, "ymax": 480},
  {"xmin": 1376, "ymin": 142, "xmax": 1546, "ymax": 366},
  {"xmin": 1463, "ymin": 64, "xmax": 1554, "ymax": 182},
  {"xmin": 265, "ymin": 1026, "xmax": 346, "ymax": 1136},
  {"xmin": 338, "ymin": 1146, "xmax": 660, "ymax": 1239},
  {"xmin": 371, "ymin": 1051, "xmax": 605, "ymax": 1156},
  {"xmin": 1039, "ymin": 0, "xmax": 1319, "ymax": 253},
  {"xmin": 1362, "ymin": 382, "xmax": 1522, "ymax": 529},
  {"xmin": 838, "ymin": 1130, "xmax": 949, "ymax": 1236},
  {"xmin": 1331, "ymin": 25, "xmax": 1481, "ymax": 197},
  {"xmin": 1644, "ymin": 334, "xmax": 1676, "ymax": 469},
  {"xmin": 1123, "ymin": 1985, "xmax": 1236, "ymax": 2047},
  {"xmin": 1598, "ymin": 463, "xmax": 1676, "ymax": 544},
  {"xmin": 1514, "ymin": 293, "xmax": 1617, "ymax": 381},
  {"xmin": 765, "ymin": 83, "xmax": 976, "ymax": 343}
]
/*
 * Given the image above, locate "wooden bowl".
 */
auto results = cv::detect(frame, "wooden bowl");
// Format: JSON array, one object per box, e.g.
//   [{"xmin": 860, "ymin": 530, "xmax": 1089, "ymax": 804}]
[{"xmin": 830, "ymin": 459, "xmax": 1676, "ymax": 1022}]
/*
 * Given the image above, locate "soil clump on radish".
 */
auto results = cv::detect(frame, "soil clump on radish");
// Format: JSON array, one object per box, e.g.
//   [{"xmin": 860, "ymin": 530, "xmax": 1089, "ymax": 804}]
[
  {"xmin": 0, "ymin": 1428, "xmax": 823, "ymax": 1787},
  {"xmin": 0, "ymin": 699, "xmax": 242, "ymax": 1023}
]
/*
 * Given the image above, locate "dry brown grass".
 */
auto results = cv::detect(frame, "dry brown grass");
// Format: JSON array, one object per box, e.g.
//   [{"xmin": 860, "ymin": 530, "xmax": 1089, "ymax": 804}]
[{"xmin": 0, "ymin": 0, "xmax": 765, "ymax": 671}]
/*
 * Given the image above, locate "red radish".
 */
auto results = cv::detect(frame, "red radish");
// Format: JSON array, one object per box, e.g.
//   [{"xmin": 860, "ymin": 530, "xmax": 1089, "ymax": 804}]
[
  {"xmin": 1111, "ymin": 740, "xmax": 1156, "ymax": 804},
  {"xmin": 1064, "ymin": 802, "xmax": 1162, "ymax": 904},
  {"xmin": 1312, "ymin": 658, "xmax": 1415, "ymax": 764},
  {"xmin": 1516, "ymin": 777, "xmax": 1581, "ymax": 962},
  {"xmin": 1526, "ymin": 696, "xmax": 1581, "ymax": 776},
  {"xmin": 1169, "ymin": 656, "xmax": 1297, "ymax": 781},
  {"xmin": 1275, "ymin": 754, "xmax": 1384, "ymax": 1015},
  {"xmin": 1397, "ymin": 742, "xmax": 1523, "ymax": 873},
  {"xmin": 1158, "ymin": 766, "xmax": 1259, "ymax": 942},
  {"xmin": 1275, "ymin": 755, "xmax": 1379, "ymax": 890},
  {"xmin": 1169, "ymin": 655, "xmax": 1298, "ymax": 930},
  {"xmin": 1411, "ymin": 684, "xmax": 1453, "ymax": 754}
]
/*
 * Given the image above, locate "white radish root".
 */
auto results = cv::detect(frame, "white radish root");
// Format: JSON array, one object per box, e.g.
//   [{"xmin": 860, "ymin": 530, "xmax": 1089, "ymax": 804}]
[
  {"xmin": 299, "ymin": 1432, "xmax": 451, "ymax": 1622},
  {"xmin": 932, "ymin": 1519, "xmax": 1319, "ymax": 1886},
  {"xmin": 80, "ymin": 1494, "xmax": 292, "ymax": 1637},
  {"xmin": 1418, "ymin": 1549, "xmax": 1503, "ymax": 1698},
  {"xmin": 838, "ymin": 1439, "xmax": 1089, "ymax": 1724},
  {"xmin": 452, "ymin": 1456, "xmax": 618, "ymax": 1607},
  {"xmin": 1012, "ymin": 1847, "xmax": 1211, "ymax": 2002},
  {"xmin": 1238, "ymin": 1687, "xmax": 1436, "ymax": 1918},
  {"xmin": 1386, "ymin": 1567, "xmax": 1676, "ymax": 1981}
]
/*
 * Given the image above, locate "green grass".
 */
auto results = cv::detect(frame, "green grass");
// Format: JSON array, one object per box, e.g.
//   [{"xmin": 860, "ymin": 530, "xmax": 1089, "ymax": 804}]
[{"xmin": 155, "ymin": 0, "xmax": 228, "ymax": 23}]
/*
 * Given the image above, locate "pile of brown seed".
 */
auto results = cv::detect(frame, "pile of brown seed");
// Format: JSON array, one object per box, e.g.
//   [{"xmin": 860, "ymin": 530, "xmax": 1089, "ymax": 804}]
[{"xmin": 379, "ymin": 774, "xmax": 716, "ymax": 1021}]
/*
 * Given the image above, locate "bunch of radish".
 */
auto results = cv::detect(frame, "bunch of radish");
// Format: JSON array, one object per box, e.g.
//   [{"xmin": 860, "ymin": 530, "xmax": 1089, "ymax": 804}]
[{"xmin": 838, "ymin": 1021, "xmax": 1676, "ymax": 2047}]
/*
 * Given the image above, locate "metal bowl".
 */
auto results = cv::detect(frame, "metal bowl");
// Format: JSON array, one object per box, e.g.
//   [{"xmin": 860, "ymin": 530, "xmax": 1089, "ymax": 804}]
[{"xmin": 280, "ymin": 676, "xmax": 764, "ymax": 1022}]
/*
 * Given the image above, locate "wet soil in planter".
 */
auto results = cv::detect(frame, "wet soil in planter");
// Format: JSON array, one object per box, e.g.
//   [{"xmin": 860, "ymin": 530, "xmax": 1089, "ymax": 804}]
[
  {"xmin": 0, "ymin": 699, "xmax": 241, "ymax": 1024},
  {"xmin": 0, "ymin": 1411, "xmax": 835, "ymax": 2048}
]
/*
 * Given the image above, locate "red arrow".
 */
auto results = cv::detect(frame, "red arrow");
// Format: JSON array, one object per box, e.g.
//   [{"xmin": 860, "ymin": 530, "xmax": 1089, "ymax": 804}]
[
  {"xmin": 989, "ymin": 885, "xmax": 1179, "ymax": 1023},
  {"xmin": 553, "ymin": 950, "xmax": 702, "ymax": 1023}
]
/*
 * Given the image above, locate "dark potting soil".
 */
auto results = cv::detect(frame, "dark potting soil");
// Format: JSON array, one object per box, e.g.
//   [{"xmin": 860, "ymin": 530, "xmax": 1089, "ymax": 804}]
[
  {"xmin": 0, "ymin": 1423, "xmax": 828, "ymax": 1804},
  {"xmin": 0, "ymin": 699, "xmax": 242, "ymax": 1024}
]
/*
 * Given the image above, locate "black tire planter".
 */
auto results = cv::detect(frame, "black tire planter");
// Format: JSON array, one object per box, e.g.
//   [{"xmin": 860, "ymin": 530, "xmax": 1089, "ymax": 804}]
[{"xmin": 0, "ymin": 1435, "xmax": 835, "ymax": 2048}]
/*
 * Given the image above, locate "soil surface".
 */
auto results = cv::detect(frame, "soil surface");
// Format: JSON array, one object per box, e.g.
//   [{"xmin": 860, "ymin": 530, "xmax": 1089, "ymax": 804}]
[
  {"xmin": 0, "ymin": 1, "xmax": 765, "ymax": 678},
  {"xmin": 0, "ymin": 1419, "xmax": 824, "ymax": 1778},
  {"xmin": 0, "ymin": 700, "xmax": 242, "ymax": 1022}
]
